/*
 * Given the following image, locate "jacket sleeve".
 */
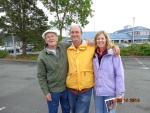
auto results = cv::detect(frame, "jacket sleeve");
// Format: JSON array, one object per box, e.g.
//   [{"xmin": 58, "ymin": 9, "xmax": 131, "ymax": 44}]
[
  {"xmin": 61, "ymin": 42, "xmax": 71, "ymax": 48},
  {"xmin": 113, "ymin": 55, "xmax": 125, "ymax": 96},
  {"xmin": 37, "ymin": 56, "xmax": 49, "ymax": 95}
]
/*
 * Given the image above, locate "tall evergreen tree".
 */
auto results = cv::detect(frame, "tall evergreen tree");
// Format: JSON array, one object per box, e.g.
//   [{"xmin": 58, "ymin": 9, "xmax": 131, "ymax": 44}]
[{"xmin": 0, "ymin": 0, "xmax": 49, "ymax": 55}]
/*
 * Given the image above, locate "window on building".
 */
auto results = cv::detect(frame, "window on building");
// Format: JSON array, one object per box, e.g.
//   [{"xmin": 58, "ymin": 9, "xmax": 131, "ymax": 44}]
[
  {"xmin": 145, "ymin": 31, "xmax": 147, "ymax": 35},
  {"xmin": 137, "ymin": 31, "xmax": 140, "ymax": 35}
]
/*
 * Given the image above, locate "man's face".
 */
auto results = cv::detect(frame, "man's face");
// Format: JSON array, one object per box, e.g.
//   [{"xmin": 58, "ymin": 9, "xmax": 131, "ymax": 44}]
[
  {"xmin": 70, "ymin": 26, "xmax": 82, "ymax": 42},
  {"xmin": 45, "ymin": 32, "xmax": 58, "ymax": 48}
]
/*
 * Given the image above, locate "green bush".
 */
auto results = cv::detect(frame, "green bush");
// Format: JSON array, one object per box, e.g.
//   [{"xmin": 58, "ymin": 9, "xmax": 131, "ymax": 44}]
[
  {"xmin": 0, "ymin": 50, "xmax": 9, "ymax": 58},
  {"xmin": 120, "ymin": 47, "xmax": 130, "ymax": 56},
  {"xmin": 120, "ymin": 43, "xmax": 150, "ymax": 56}
]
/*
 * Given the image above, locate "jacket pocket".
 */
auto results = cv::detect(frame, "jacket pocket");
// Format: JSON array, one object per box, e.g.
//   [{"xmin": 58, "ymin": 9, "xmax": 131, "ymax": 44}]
[
  {"xmin": 66, "ymin": 73, "xmax": 77, "ymax": 88},
  {"xmin": 80, "ymin": 71, "xmax": 94, "ymax": 88}
]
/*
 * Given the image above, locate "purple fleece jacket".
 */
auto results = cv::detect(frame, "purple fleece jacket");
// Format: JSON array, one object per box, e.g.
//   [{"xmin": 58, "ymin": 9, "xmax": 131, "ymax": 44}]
[{"xmin": 93, "ymin": 49, "xmax": 125, "ymax": 96}]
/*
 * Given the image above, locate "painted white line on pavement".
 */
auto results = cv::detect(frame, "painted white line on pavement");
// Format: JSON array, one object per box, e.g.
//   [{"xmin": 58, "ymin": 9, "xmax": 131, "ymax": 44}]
[
  {"xmin": 0, "ymin": 107, "xmax": 6, "ymax": 111},
  {"xmin": 142, "ymin": 67, "xmax": 149, "ymax": 69},
  {"xmin": 134, "ymin": 58, "xmax": 145, "ymax": 66},
  {"xmin": 135, "ymin": 58, "xmax": 149, "ymax": 69}
]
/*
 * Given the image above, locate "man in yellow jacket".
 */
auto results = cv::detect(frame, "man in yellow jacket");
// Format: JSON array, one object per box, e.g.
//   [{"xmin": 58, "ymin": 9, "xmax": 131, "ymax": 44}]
[{"xmin": 66, "ymin": 25, "xmax": 119, "ymax": 113}]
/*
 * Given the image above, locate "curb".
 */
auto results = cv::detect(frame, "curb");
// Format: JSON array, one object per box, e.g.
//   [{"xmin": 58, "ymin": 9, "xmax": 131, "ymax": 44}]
[
  {"xmin": 121, "ymin": 56, "xmax": 150, "ymax": 58},
  {"xmin": 0, "ymin": 56, "xmax": 150, "ymax": 63},
  {"xmin": 0, "ymin": 59, "xmax": 37, "ymax": 63}
]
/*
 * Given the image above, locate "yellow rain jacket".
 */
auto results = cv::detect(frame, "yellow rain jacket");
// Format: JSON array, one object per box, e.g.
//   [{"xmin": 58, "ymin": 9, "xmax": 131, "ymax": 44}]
[{"xmin": 66, "ymin": 43, "xmax": 95, "ymax": 91}]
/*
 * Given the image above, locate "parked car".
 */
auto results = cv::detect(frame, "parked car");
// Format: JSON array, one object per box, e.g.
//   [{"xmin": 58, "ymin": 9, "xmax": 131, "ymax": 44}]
[
  {"xmin": 5, "ymin": 46, "xmax": 20, "ymax": 53},
  {"xmin": 117, "ymin": 43, "xmax": 130, "ymax": 47},
  {"xmin": 26, "ymin": 46, "xmax": 32, "ymax": 51},
  {"xmin": 130, "ymin": 42, "xmax": 143, "ymax": 45},
  {"xmin": 26, "ymin": 44, "xmax": 34, "ymax": 51},
  {"xmin": 0, "ymin": 46, "xmax": 6, "ymax": 50},
  {"xmin": 27, "ymin": 44, "xmax": 34, "ymax": 49}
]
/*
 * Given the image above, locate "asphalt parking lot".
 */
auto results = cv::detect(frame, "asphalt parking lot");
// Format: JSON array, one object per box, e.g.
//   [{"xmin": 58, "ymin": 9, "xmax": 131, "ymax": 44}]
[{"xmin": 0, "ymin": 57, "xmax": 150, "ymax": 113}]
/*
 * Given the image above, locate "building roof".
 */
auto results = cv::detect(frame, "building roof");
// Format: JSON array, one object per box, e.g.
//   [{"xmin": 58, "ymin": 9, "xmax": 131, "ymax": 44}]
[
  {"xmin": 62, "ymin": 32, "xmax": 133, "ymax": 41},
  {"xmin": 62, "ymin": 26, "xmax": 150, "ymax": 42},
  {"xmin": 82, "ymin": 32, "xmax": 133, "ymax": 40},
  {"xmin": 82, "ymin": 31, "xmax": 96, "ymax": 39},
  {"xmin": 114, "ymin": 26, "xmax": 150, "ymax": 33},
  {"xmin": 109, "ymin": 33, "xmax": 132, "ymax": 39}
]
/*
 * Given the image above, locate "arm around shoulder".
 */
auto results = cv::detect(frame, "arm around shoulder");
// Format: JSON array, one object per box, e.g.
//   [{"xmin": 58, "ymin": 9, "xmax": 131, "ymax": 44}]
[
  {"xmin": 60, "ymin": 42, "xmax": 71, "ymax": 48},
  {"xmin": 110, "ymin": 43, "xmax": 120, "ymax": 56}
]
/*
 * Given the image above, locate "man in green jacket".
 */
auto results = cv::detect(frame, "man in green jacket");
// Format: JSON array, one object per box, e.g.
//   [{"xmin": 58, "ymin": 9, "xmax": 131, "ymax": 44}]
[{"xmin": 37, "ymin": 29, "xmax": 70, "ymax": 113}]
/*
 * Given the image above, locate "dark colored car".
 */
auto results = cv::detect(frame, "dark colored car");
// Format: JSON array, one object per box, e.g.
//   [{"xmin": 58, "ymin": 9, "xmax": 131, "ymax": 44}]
[
  {"xmin": 5, "ymin": 46, "xmax": 20, "ymax": 53},
  {"xmin": 26, "ymin": 44, "xmax": 34, "ymax": 51},
  {"xmin": 26, "ymin": 46, "xmax": 32, "ymax": 51}
]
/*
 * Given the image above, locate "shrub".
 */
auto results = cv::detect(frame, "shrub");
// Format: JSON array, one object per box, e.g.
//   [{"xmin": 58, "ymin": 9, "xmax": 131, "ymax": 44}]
[
  {"xmin": 120, "ymin": 47, "xmax": 130, "ymax": 56},
  {"xmin": 120, "ymin": 43, "xmax": 150, "ymax": 56},
  {"xmin": 0, "ymin": 50, "xmax": 9, "ymax": 58}
]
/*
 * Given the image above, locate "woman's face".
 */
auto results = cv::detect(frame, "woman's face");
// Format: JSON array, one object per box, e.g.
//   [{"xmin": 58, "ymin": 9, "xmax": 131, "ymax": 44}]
[{"xmin": 96, "ymin": 33, "xmax": 106, "ymax": 49}]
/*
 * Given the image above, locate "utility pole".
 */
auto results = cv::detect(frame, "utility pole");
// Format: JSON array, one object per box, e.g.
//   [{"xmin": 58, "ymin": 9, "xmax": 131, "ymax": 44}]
[
  {"xmin": 93, "ymin": 19, "xmax": 95, "ymax": 32},
  {"xmin": 133, "ymin": 17, "xmax": 135, "ymax": 43}
]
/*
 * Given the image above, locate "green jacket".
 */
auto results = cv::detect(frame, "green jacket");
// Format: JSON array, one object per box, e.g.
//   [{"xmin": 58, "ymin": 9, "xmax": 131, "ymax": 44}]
[{"xmin": 37, "ymin": 42, "xmax": 70, "ymax": 95}]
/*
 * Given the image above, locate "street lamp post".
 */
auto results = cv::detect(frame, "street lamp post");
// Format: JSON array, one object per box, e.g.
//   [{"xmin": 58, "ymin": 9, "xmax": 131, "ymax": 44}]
[{"xmin": 133, "ymin": 17, "xmax": 135, "ymax": 43}]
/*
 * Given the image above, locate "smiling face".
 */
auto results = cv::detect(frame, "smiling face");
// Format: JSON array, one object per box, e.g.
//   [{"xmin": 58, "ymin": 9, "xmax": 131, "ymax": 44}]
[
  {"xmin": 45, "ymin": 32, "xmax": 58, "ymax": 49},
  {"xmin": 94, "ymin": 31, "xmax": 111, "ymax": 50},
  {"xmin": 96, "ymin": 33, "xmax": 107, "ymax": 49},
  {"xmin": 70, "ymin": 25, "xmax": 82, "ymax": 43}
]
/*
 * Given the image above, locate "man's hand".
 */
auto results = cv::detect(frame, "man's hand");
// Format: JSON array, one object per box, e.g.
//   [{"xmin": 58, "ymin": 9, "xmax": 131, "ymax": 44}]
[
  {"xmin": 45, "ymin": 93, "xmax": 52, "ymax": 101},
  {"xmin": 85, "ymin": 39, "xmax": 94, "ymax": 46},
  {"xmin": 113, "ymin": 45, "xmax": 120, "ymax": 56}
]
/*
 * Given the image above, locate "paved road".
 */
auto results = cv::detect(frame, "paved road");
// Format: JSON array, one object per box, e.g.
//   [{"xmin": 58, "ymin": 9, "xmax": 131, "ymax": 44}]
[{"xmin": 0, "ymin": 57, "xmax": 150, "ymax": 113}]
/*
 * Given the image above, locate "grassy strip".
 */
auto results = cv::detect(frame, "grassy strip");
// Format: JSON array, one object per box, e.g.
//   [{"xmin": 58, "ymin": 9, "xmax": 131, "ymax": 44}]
[{"xmin": 2, "ymin": 54, "xmax": 38, "ymax": 60}]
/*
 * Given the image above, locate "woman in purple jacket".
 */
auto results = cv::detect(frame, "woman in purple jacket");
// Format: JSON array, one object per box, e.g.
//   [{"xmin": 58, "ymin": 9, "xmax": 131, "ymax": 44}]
[{"xmin": 93, "ymin": 31, "xmax": 125, "ymax": 113}]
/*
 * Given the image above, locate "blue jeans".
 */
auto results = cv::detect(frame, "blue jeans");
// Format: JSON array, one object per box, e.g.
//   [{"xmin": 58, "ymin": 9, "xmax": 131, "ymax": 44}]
[
  {"xmin": 94, "ymin": 92, "xmax": 116, "ymax": 113},
  {"xmin": 67, "ymin": 88, "xmax": 92, "ymax": 113},
  {"xmin": 47, "ymin": 90, "xmax": 70, "ymax": 113}
]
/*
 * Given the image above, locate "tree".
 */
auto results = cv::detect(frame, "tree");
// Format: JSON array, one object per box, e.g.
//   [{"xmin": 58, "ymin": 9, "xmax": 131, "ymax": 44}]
[
  {"xmin": 40, "ymin": 0, "xmax": 94, "ymax": 40},
  {"xmin": 0, "ymin": 32, "xmax": 5, "ymax": 46},
  {"xmin": 0, "ymin": 0, "xmax": 49, "ymax": 55},
  {"xmin": 0, "ymin": 38, "xmax": 5, "ymax": 46}
]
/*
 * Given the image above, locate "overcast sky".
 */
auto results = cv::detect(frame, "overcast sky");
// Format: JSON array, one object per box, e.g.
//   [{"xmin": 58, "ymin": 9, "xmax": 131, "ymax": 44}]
[
  {"xmin": 83, "ymin": 0, "xmax": 150, "ymax": 33},
  {"xmin": 37, "ymin": 0, "xmax": 150, "ymax": 33}
]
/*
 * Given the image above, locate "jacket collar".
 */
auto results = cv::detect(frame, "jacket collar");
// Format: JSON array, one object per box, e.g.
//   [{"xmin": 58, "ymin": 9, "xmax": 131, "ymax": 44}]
[
  {"xmin": 44, "ymin": 43, "xmax": 60, "ymax": 54},
  {"xmin": 93, "ymin": 49, "xmax": 114, "ymax": 58},
  {"xmin": 68, "ymin": 40, "xmax": 87, "ymax": 51}
]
